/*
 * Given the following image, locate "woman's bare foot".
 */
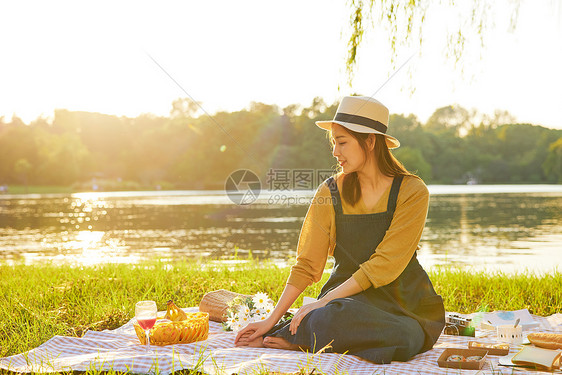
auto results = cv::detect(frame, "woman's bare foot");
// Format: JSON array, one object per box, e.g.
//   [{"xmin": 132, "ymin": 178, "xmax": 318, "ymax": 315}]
[
  {"xmin": 263, "ymin": 336, "xmax": 309, "ymax": 351},
  {"xmin": 235, "ymin": 331, "xmax": 265, "ymax": 347}
]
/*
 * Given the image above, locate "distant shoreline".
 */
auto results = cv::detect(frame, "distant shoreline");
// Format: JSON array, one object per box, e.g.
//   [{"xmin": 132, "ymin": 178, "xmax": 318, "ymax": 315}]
[{"xmin": 2, "ymin": 183, "xmax": 562, "ymax": 197}]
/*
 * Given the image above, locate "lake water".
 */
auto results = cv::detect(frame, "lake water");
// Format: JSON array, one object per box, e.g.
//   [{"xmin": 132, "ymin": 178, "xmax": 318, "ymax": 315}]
[{"xmin": 1, "ymin": 185, "xmax": 561, "ymax": 274}]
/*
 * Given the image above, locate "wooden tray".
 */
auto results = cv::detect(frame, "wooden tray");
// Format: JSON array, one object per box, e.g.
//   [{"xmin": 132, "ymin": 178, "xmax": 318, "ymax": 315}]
[
  {"xmin": 469, "ymin": 341, "xmax": 510, "ymax": 356},
  {"xmin": 437, "ymin": 348, "xmax": 488, "ymax": 370}
]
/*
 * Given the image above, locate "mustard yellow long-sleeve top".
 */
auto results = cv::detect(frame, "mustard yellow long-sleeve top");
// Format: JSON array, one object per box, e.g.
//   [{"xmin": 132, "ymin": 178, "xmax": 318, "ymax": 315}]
[{"xmin": 287, "ymin": 173, "xmax": 429, "ymax": 292}]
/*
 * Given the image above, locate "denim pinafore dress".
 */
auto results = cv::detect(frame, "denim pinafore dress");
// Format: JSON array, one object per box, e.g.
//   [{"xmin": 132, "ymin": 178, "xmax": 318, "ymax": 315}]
[{"xmin": 266, "ymin": 175, "xmax": 445, "ymax": 364}]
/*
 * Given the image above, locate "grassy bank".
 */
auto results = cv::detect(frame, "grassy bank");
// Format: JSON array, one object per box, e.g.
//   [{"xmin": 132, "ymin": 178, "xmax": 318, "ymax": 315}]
[
  {"xmin": 1, "ymin": 260, "xmax": 561, "ymax": 360},
  {"xmin": 0, "ymin": 181, "xmax": 171, "ymax": 195},
  {"xmin": 0, "ymin": 185, "xmax": 74, "ymax": 195}
]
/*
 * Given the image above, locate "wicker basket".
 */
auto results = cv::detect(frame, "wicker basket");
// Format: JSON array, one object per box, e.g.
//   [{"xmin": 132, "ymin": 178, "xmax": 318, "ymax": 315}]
[
  {"xmin": 199, "ymin": 289, "xmax": 251, "ymax": 322},
  {"xmin": 134, "ymin": 312, "xmax": 209, "ymax": 346}
]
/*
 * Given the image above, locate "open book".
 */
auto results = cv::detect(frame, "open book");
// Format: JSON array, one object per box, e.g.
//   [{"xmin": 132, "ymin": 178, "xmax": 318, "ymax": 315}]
[
  {"xmin": 499, "ymin": 346, "xmax": 561, "ymax": 371},
  {"xmin": 479, "ymin": 309, "xmax": 540, "ymax": 330}
]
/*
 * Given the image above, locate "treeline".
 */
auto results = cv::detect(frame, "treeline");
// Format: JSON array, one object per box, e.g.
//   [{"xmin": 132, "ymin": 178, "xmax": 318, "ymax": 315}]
[{"xmin": 1, "ymin": 97, "xmax": 562, "ymax": 190}]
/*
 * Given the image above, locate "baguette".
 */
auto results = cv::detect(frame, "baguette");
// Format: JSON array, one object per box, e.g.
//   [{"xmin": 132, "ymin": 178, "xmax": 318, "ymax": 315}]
[{"xmin": 527, "ymin": 333, "xmax": 562, "ymax": 350}]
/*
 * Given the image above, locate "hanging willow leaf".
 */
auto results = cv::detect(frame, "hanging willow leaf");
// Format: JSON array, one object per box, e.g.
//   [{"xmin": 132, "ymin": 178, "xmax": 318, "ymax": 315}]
[{"xmin": 345, "ymin": 0, "xmax": 524, "ymax": 85}]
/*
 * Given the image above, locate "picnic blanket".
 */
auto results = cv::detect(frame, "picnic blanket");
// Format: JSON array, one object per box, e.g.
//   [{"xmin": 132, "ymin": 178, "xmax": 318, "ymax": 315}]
[{"xmin": 2, "ymin": 308, "xmax": 561, "ymax": 375}]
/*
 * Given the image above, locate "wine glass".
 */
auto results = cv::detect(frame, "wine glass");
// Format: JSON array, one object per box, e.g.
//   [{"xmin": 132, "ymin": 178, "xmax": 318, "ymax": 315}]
[{"xmin": 135, "ymin": 300, "xmax": 157, "ymax": 351}]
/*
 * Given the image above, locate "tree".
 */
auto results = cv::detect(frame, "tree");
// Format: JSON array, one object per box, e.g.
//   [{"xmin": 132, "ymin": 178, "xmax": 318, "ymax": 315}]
[
  {"xmin": 345, "ymin": 1, "xmax": 526, "ymax": 84},
  {"xmin": 34, "ymin": 132, "xmax": 91, "ymax": 185},
  {"xmin": 389, "ymin": 113, "xmax": 422, "ymax": 146},
  {"xmin": 393, "ymin": 147, "xmax": 431, "ymax": 180},
  {"xmin": 0, "ymin": 124, "xmax": 38, "ymax": 184},
  {"xmin": 9, "ymin": 115, "xmax": 26, "ymax": 128},
  {"xmin": 14, "ymin": 158, "xmax": 32, "ymax": 192},
  {"xmin": 425, "ymin": 105, "xmax": 471, "ymax": 136},
  {"xmin": 301, "ymin": 97, "xmax": 329, "ymax": 119},
  {"xmin": 170, "ymin": 98, "xmax": 201, "ymax": 119},
  {"xmin": 543, "ymin": 137, "xmax": 562, "ymax": 183},
  {"xmin": 2, "ymin": 98, "xmax": 558, "ymax": 189}
]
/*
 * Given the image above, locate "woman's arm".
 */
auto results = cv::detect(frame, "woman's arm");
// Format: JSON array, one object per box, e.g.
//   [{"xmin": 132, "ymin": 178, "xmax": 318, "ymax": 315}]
[
  {"xmin": 288, "ymin": 276, "xmax": 362, "ymax": 334},
  {"xmin": 236, "ymin": 181, "xmax": 334, "ymax": 345},
  {"xmin": 286, "ymin": 183, "xmax": 335, "ymax": 290},
  {"xmin": 236, "ymin": 276, "xmax": 363, "ymax": 342}
]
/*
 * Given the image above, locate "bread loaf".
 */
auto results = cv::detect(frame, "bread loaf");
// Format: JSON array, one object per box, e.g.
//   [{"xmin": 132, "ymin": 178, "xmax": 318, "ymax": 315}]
[{"xmin": 527, "ymin": 333, "xmax": 562, "ymax": 350}]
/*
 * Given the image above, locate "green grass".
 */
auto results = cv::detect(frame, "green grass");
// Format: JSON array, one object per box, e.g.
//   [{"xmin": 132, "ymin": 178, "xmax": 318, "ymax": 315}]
[
  {"xmin": 431, "ymin": 267, "xmax": 561, "ymax": 316},
  {"xmin": 1, "ymin": 185, "xmax": 74, "ymax": 194},
  {"xmin": 1, "ymin": 259, "xmax": 560, "ymax": 374}
]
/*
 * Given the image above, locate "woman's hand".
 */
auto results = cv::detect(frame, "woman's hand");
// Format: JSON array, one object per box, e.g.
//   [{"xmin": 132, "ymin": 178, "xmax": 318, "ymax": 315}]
[
  {"xmin": 235, "ymin": 284, "xmax": 304, "ymax": 347},
  {"xmin": 289, "ymin": 299, "xmax": 328, "ymax": 335},
  {"xmin": 234, "ymin": 317, "xmax": 276, "ymax": 346}
]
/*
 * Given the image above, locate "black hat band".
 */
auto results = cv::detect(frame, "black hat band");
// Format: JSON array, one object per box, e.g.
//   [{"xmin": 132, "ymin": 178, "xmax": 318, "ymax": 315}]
[{"xmin": 334, "ymin": 112, "xmax": 387, "ymax": 134}]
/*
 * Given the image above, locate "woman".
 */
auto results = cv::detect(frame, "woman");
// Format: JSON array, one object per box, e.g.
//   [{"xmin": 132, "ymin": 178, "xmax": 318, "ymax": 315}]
[{"xmin": 235, "ymin": 96, "xmax": 445, "ymax": 364}]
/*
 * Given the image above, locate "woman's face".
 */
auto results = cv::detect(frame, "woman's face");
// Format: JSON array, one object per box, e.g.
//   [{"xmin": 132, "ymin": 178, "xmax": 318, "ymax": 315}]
[{"xmin": 331, "ymin": 123, "xmax": 372, "ymax": 174}]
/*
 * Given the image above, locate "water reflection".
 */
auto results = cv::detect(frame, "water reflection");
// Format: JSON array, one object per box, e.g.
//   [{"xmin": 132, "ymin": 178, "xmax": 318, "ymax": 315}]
[
  {"xmin": 0, "ymin": 187, "xmax": 561, "ymax": 273},
  {"xmin": 420, "ymin": 193, "xmax": 562, "ymax": 272}
]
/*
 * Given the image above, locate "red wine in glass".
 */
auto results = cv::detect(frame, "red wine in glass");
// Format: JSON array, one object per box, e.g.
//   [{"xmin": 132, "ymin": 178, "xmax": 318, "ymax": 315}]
[
  {"xmin": 135, "ymin": 301, "xmax": 157, "ymax": 351},
  {"xmin": 137, "ymin": 317, "xmax": 156, "ymax": 330}
]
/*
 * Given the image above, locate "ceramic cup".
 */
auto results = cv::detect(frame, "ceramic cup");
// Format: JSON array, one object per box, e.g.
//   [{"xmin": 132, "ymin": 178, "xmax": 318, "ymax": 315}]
[{"xmin": 496, "ymin": 325, "xmax": 523, "ymax": 345}]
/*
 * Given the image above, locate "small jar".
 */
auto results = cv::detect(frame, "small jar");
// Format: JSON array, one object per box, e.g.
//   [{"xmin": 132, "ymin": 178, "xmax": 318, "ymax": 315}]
[{"xmin": 496, "ymin": 324, "xmax": 523, "ymax": 345}]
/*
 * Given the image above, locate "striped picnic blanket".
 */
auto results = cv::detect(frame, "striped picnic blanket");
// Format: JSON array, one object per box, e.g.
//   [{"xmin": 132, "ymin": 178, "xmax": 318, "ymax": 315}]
[{"xmin": 2, "ymin": 308, "xmax": 561, "ymax": 375}]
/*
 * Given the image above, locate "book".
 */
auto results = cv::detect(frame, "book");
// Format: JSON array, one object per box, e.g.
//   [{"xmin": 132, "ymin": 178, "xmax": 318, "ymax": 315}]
[
  {"xmin": 479, "ymin": 309, "xmax": 540, "ymax": 330},
  {"xmin": 499, "ymin": 346, "xmax": 561, "ymax": 371}
]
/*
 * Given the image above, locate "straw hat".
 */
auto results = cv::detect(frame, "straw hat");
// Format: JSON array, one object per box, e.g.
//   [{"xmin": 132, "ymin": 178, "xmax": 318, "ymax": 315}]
[{"xmin": 316, "ymin": 96, "xmax": 400, "ymax": 149}]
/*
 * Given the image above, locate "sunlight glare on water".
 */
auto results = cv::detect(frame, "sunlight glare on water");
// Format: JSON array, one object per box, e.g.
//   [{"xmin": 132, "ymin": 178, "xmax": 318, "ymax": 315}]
[{"xmin": 1, "ymin": 185, "xmax": 561, "ymax": 273}]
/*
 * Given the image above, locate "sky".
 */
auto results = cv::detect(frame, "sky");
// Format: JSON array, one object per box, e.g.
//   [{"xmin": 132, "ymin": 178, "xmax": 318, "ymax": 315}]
[{"xmin": 1, "ymin": 0, "xmax": 561, "ymax": 129}]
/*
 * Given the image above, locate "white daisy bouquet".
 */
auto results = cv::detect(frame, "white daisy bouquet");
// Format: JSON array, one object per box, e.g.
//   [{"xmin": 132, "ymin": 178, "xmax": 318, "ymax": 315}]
[{"xmin": 222, "ymin": 292, "xmax": 275, "ymax": 332}]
